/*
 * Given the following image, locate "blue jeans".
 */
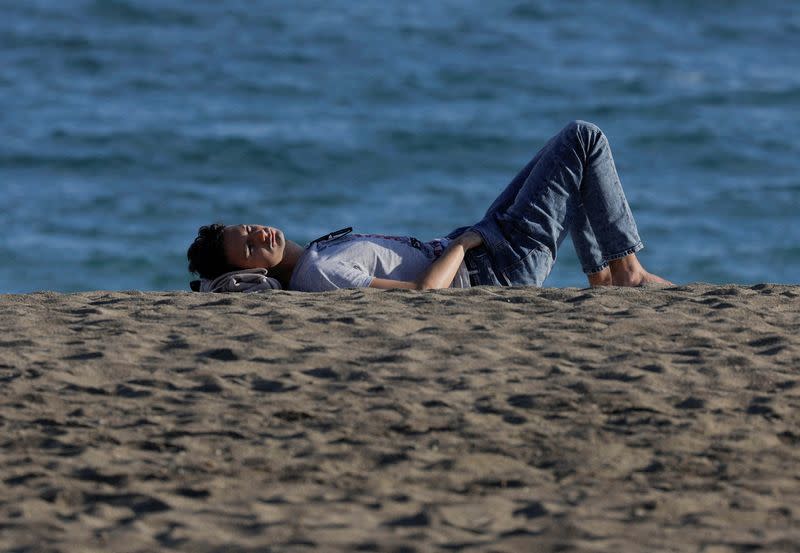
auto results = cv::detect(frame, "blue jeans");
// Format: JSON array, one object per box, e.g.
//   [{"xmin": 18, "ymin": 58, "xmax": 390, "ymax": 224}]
[{"xmin": 447, "ymin": 120, "xmax": 643, "ymax": 287}]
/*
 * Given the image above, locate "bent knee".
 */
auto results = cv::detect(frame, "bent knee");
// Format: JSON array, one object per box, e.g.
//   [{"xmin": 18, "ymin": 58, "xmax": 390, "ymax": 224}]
[{"xmin": 565, "ymin": 119, "xmax": 603, "ymax": 136}]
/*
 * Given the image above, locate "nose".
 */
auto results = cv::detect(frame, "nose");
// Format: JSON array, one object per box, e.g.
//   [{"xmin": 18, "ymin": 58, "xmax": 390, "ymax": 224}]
[{"xmin": 256, "ymin": 227, "xmax": 269, "ymax": 243}]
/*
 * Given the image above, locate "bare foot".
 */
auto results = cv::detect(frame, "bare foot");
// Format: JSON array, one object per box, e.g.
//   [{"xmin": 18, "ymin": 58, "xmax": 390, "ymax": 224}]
[
  {"xmin": 587, "ymin": 267, "xmax": 613, "ymax": 287},
  {"xmin": 613, "ymin": 270, "xmax": 673, "ymax": 287},
  {"xmin": 609, "ymin": 254, "xmax": 673, "ymax": 287}
]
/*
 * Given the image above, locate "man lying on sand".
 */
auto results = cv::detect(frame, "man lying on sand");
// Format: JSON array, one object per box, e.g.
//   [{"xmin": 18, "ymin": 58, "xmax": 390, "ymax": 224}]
[{"xmin": 187, "ymin": 121, "xmax": 672, "ymax": 292}]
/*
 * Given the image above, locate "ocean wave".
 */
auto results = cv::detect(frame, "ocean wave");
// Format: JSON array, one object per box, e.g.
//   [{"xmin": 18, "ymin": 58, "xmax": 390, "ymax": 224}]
[{"xmin": 87, "ymin": 0, "xmax": 199, "ymax": 26}]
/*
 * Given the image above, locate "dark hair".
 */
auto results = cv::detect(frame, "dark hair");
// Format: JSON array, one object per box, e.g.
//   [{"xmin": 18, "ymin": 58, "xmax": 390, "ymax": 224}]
[{"xmin": 187, "ymin": 223, "xmax": 237, "ymax": 279}]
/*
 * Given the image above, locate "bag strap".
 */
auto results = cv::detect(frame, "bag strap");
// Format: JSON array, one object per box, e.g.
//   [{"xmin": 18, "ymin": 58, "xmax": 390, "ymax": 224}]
[{"xmin": 307, "ymin": 226, "xmax": 353, "ymax": 247}]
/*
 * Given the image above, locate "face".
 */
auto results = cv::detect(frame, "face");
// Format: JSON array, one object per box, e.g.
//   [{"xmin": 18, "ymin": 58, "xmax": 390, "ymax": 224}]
[{"xmin": 223, "ymin": 224, "xmax": 285, "ymax": 270}]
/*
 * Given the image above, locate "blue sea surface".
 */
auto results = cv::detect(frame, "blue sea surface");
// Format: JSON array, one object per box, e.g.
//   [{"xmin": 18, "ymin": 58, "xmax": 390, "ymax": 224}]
[{"xmin": 2, "ymin": 1, "xmax": 799, "ymax": 292}]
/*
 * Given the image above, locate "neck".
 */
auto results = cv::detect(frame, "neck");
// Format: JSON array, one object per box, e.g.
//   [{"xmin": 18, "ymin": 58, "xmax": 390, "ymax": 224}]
[{"xmin": 268, "ymin": 239, "xmax": 305, "ymax": 288}]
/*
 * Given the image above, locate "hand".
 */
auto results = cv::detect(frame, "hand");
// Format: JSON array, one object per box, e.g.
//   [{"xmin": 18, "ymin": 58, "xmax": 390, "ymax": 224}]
[{"xmin": 454, "ymin": 230, "xmax": 484, "ymax": 250}]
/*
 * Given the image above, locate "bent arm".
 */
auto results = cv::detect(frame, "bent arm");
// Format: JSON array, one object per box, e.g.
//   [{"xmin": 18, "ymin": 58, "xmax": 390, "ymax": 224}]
[{"xmin": 369, "ymin": 231, "xmax": 483, "ymax": 290}]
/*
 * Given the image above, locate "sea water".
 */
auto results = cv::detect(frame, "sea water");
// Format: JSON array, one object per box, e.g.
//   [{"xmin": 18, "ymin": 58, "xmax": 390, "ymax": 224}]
[{"xmin": 2, "ymin": 0, "xmax": 799, "ymax": 292}]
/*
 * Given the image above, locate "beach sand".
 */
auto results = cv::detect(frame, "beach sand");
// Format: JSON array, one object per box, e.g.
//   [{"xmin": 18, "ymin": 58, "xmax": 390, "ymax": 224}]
[{"xmin": 1, "ymin": 284, "xmax": 799, "ymax": 552}]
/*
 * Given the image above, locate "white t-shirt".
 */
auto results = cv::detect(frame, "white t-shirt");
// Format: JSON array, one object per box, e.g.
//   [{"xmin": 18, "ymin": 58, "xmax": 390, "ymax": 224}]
[{"xmin": 289, "ymin": 233, "xmax": 472, "ymax": 292}]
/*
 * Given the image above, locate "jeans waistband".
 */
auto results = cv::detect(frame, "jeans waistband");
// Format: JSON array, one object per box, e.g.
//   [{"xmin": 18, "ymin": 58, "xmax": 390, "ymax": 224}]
[{"xmin": 463, "ymin": 250, "xmax": 482, "ymax": 287}]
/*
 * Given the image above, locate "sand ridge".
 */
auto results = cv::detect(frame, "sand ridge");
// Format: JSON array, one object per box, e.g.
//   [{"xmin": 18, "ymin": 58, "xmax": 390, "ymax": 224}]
[{"xmin": 1, "ymin": 284, "xmax": 799, "ymax": 552}]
